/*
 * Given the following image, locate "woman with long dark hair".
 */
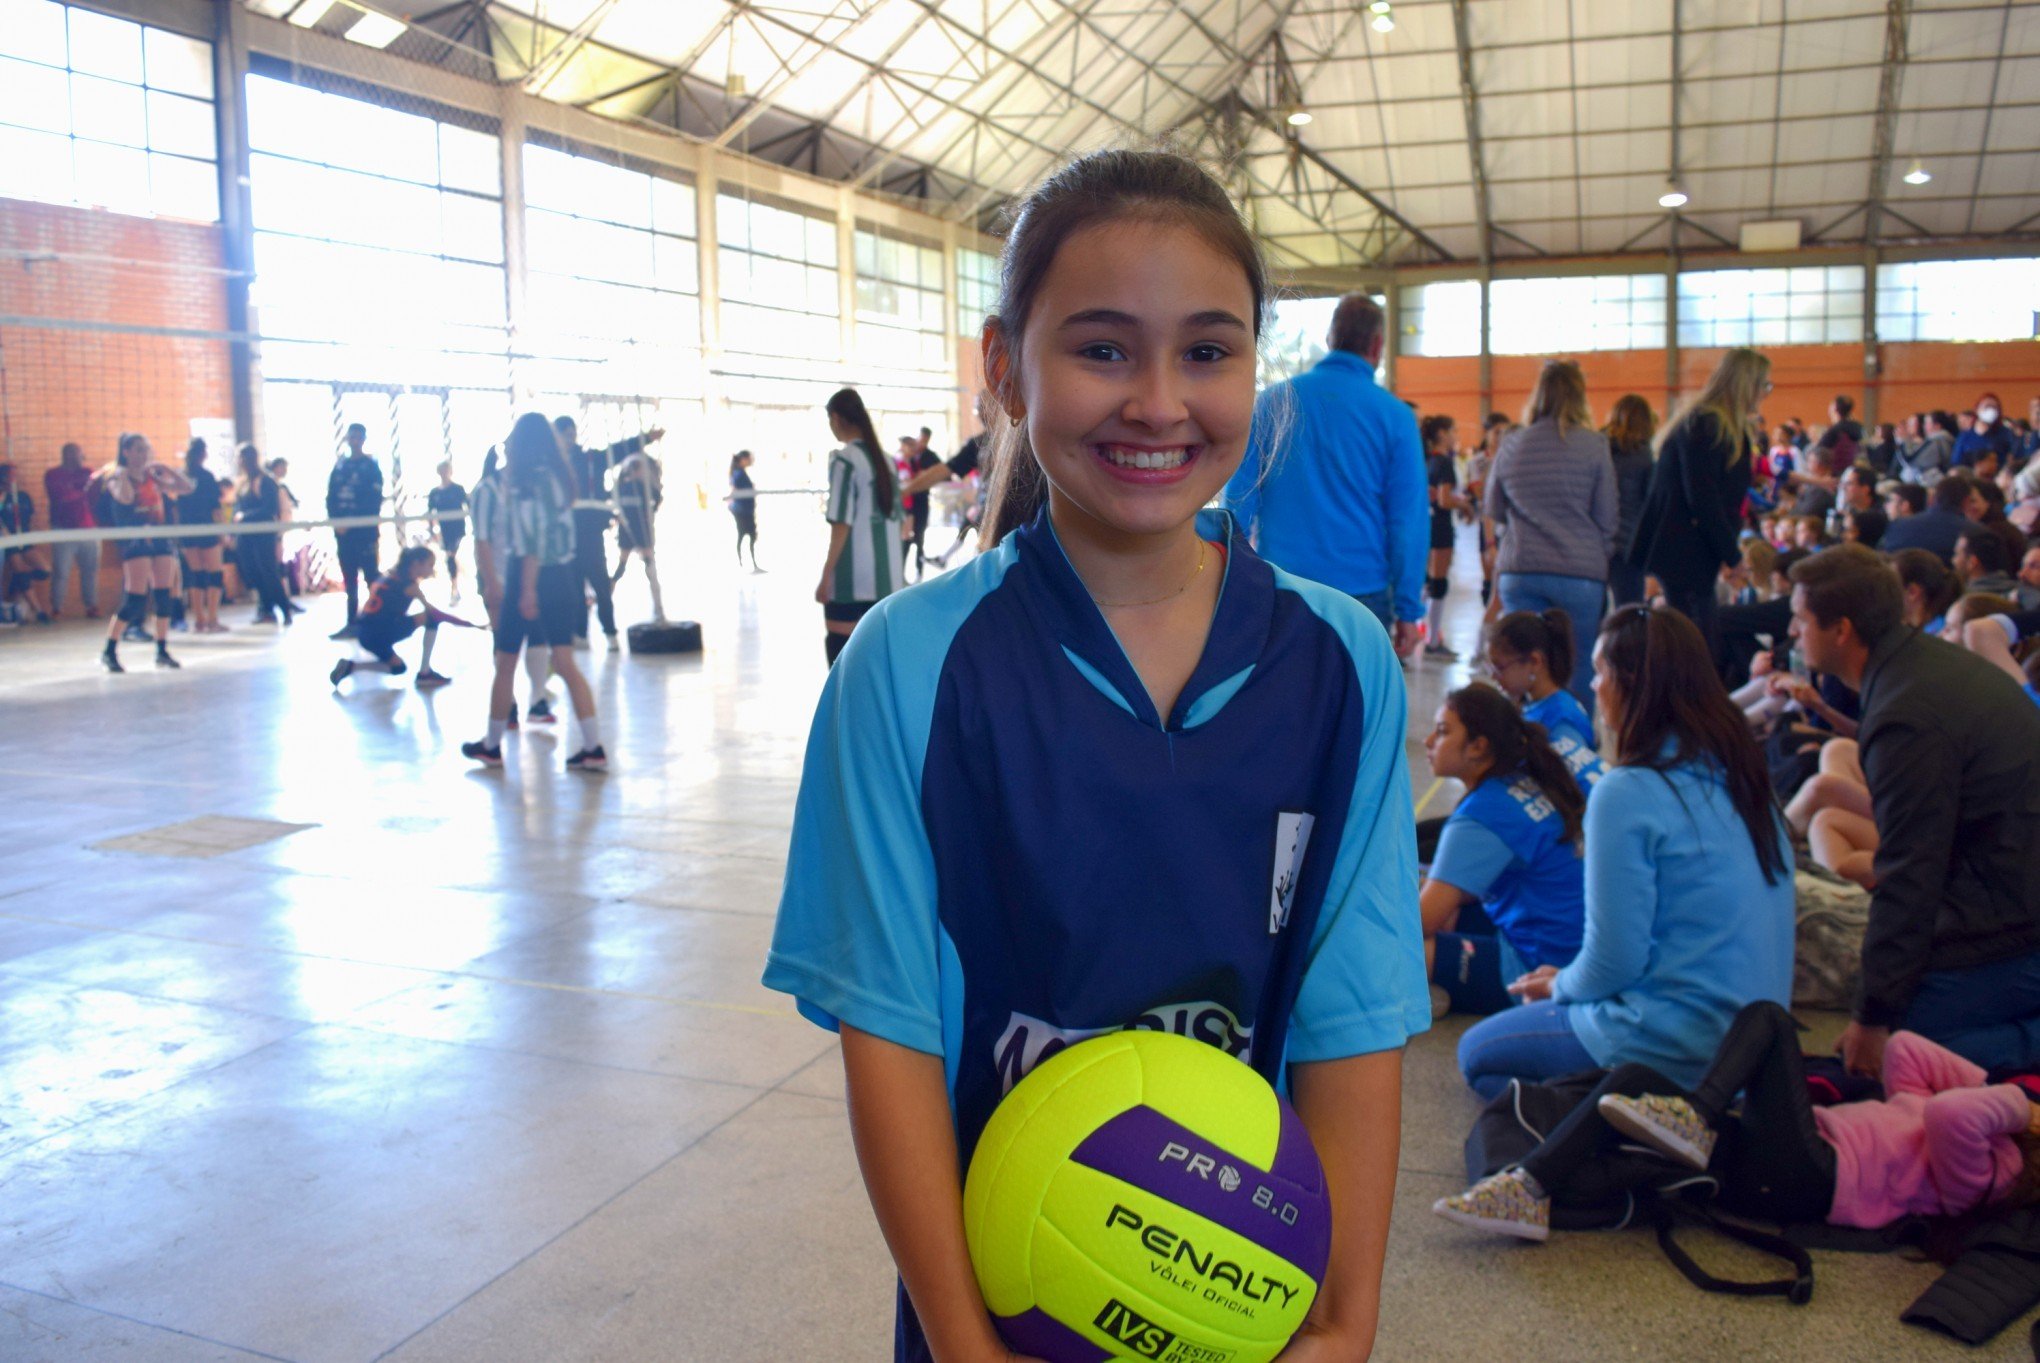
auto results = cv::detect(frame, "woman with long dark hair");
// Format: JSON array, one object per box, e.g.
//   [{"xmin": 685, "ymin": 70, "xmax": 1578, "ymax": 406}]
[
  {"xmin": 97, "ymin": 433, "xmax": 192, "ymax": 672},
  {"xmin": 233, "ymin": 443, "xmax": 295, "ymax": 625},
  {"xmin": 728, "ymin": 450, "xmax": 761, "ymax": 571},
  {"xmin": 462, "ymin": 413, "xmax": 605, "ymax": 770},
  {"xmin": 1421, "ymin": 685, "xmax": 1595, "ymax": 1016},
  {"xmin": 178, "ymin": 438, "xmax": 226, "ymax": 633},
  {"xmin": 1603, "ymin": 394, "xmax": 1656, "ymax": 608},
  {"xmin": 1458, "ymin": 604, "xmax": 1795, "ymax": 1099},
  {"xmin": 815, "ymin": 387, "xmax": 902, "ymax": 665}
]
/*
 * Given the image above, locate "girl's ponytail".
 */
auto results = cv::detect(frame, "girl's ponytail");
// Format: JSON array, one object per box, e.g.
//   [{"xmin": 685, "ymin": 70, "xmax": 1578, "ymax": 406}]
[
  {"xmin": 1446, "ymin": 685, "xmax": 1587, "ymax": 846},
  {"xmin": 1489, "ymin": 609, "xmax": 1576, "ymax": 689}
]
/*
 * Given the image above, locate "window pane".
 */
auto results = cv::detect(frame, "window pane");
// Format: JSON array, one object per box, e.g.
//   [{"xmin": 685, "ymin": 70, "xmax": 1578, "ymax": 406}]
[
  {"xmin": 807, "ymin": 215, "xmax": 836, "ymax": 266},
  {"xmin": 150, "ymin": 150, "xmax": 217, "ymax": 220},
  {"xmin": 67, "ymin": 7, "xmax": 141, "ymax": 82},
  {"xmin": 439, "ymin": 123, "xmax": 499, "ymax": 196},
  {"xmin": 0, "ymin": 123, "xmax": 71, "ymax": 202},
  {"xmin": 652, "ymin": 234, "xmax": 696, "ymax": 292},
  {"xmin": 71, "ymin": 73, "xmax": 146, "ymax": 147},
  {"xmin": 651, "ymin": 177, "xmax": 694, "ymax": 236},
  {"xmin": 73, "ymin": 138, "xmax": 149, "ymax": 213},
  {"xmin": 146, "ymin": 88, "xmax": 214, "ymax": 158},
  {"xmin": 441, "ymin": 190, "xmax": 503, "ymax": 263},
  {"xmin": 715, "ymin": 195, "xmax": 748, "ymax": 249},
  {"xmin": 1, "ymin": 0, "xmax": 68, "ymax": 66},
  {"xmin": 143, "ymin": 27, "xmax": 212, "ymax": 97},
  {"xmin": 0, "ymin": 55, "xmax": 70, "ymax": 133}
]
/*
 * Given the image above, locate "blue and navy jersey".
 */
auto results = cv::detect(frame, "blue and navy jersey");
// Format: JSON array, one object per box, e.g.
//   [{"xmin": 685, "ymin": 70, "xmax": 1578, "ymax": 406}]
[
  {"xmin": 1522, "ymin": 688, "xmax": 1606, "ymax": 796},
  {"xmin": 765, "ymin": 508, "xmax": 1428, "ymax": 1354},
  {"xmin": 1430, "ymin": 774, "xmax": 1587, "ymax": 970}
]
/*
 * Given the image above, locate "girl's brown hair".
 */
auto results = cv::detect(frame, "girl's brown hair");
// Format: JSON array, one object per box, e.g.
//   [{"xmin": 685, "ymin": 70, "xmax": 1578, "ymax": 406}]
[
  {"xmin": 981, "ymin": 149, "xmax": 1270, "ymax": 546},
  {"xmin": 825, "ymin": 388, "xmax": 895, "ymax": 517},
  {"xmin": 1522, "ymin": 359, "xmax": 1592, "ymax": 433},
  {"xmin": 1604, "ymin": 393, "xmax": 1657, "ymax": 451},
  {"xmin": 1488, "ymin": 609, "xmax": 1577, "ymax": 689},
  {"xmin": 1444, "ymin": 684, "xmax": 1586, "ymax": 847},
  {"xmin": 1597, "ymin": 605, "xmax": 1789, "ymax": 883}
]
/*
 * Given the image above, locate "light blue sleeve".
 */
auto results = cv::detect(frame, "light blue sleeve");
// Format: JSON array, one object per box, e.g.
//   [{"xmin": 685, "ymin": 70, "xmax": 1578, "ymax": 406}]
[
  {"xmin": 1280, "ymin": 573, "xmax": 1432, "ymax": 1062},
  {"xmin": 1551, "ymin": 770, "xmax": 1658, "ymax": 1005},
  {"xmin": 762, "ymin": 605, "xmax": 943, "ymax": 1054},
  {"xmin": 1428, "ymin": 816, "xmax": 1515, "ymax": 902},
  {"xmin": 1223, "ymin": 387, "xmax": 1279, "ymax": 539},
  {"xmin": 1385, "ymin": 399, "xmax": 1428, "ymax": 624}
]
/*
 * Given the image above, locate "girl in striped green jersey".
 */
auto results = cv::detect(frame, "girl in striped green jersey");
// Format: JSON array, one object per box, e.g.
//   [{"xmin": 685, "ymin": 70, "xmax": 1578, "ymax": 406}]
[{"xmin": 816, "ymin": 388, "xmax": 904, "ymax": 665}]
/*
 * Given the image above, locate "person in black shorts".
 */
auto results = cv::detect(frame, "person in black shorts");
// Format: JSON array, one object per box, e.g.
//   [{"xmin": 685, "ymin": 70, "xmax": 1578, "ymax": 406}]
[
  {"xmin": 326, "ymin": 423, "xmax": 384, "ymax": 639},
  {"xmin": 177, "ymin": 438, "xmax": 227, "ymax": 633},
  {"xmin": 427, "ymin": 461, "xmax": 469, "ymax": 605},
  {"xmin": 97, "ymin": 433, "xmax": 193, "ymax": 672},
  {"xmin": 727, "ymin": 451, "xmax": 761, "ymax": 571},
  {"xmin": 1423, "ymin": 413, "xmax": 1472, "ymax": 659},
  {"xmin": 330, "ymin": 545, "xmax": 452, "ymax": 688}
]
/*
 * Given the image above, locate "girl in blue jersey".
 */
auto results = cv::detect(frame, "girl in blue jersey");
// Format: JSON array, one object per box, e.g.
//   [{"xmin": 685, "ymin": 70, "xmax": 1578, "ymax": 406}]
[
  {"xmin": 329, "ymin": 545, "xmax": 453, "ymax": 688},
  {"xmin": 1422, "ymin": 685, "xmax": 1595, "ymax": 1016},
  {"xmin": 1484, "ymin": 609, "xmax": 1602, "ymax": 793},
  {"xmin": 764, "ymin": 151, "xmax": 1427, "ymax": 1363}
]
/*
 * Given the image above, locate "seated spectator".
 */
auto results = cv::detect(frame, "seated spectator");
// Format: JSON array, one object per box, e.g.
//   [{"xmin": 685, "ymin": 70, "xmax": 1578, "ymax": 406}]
[
  {"xmin": 1885, "ymin": 482, "xmax": 1926, "ymax": 524},
  {"xmin": 1954, "ymin": 392, "xmax": 2015, "ymax": 470},
  {"xmin": 1844, "ymin": 508, "xmax": 1888, "ymax": 549},
  {"xmin": 1955, "ymin": 529, "xmax": 2018, "ymax": 596},
  {"xmin": 1716, "ymin": 547, "xmax": 1807, "ymax": 687},
  {"xmin": 1961, "ymin": 612, "xmax": 2040, "ymax": 707},
  {"xmin": 2018, "ymin": 545, "xmax": 2040, "ymax": 611},
  {"xmin": 1892, "ymin": 548, "xmax": 1961, "ymax": 634},
  {"xmin": 1972, "ymin": 479, "xmax": 2030, "ymax": 566},
  {"xmin": 1881, "ymin": 473, "xmax": 1979, "ymax": 564},
  {"xmin": 1895, "ymin": 411, "xmax": 1956, "ymax": 485},
  {"xmin": 1786, "ymin": 446, "xmax": 1838, "ymax": 519},
  {"xmin": 0, "ymin": 462, "xmax": 53, "ymax": 624},
  {"xmin": 1866, "ymin": 422, "xmax": 1900, "ymax": 476},
  {"xmin": 1421, "ymin": 686, "xmax": 1597, "ymax": 1017},
  {"xmin": 1788, "ymin": 546, "xmax": 2040, "ymax": 1074},
  {"xmin": 1484, "ymin": 609, "xmax": 1602, "ymax": 790},
  {"xmin": 1793, "ymin": 515, "xmax": 1828, "ymax": 552},
  {"xmin": 1436, "ymin": 1001, "xmax": 2040, "ymax": 1241},
  {"xmin": 1457, "ymin": 606, "xmax": 1795, "ymax": 1099}
]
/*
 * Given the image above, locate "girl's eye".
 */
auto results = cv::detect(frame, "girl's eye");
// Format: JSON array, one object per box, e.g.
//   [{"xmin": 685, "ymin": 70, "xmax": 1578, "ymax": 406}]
[
  {"xmin": 1077, "ymin": 343, "xmax": 1126, "ymax": 362},
  {"xmin": 1186, "ymin": 343, "xmax": 1231, "ymax": 363}
]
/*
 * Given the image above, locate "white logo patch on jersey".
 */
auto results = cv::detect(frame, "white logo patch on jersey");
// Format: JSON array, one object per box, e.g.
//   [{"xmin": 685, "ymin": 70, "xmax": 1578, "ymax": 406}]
[
  {"xmin": 994, "ymin": 1003, "xmax": 1255, "ymax": 1094},
  {"xmin": 1269, "ymin": 811, "xmax": 1316, "ymax": 935}
]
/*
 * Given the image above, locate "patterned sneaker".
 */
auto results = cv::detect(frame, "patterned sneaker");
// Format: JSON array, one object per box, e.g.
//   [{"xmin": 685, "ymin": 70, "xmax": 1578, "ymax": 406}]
[
  {"xmin": 330, "ymin": 659, "xmax": 353, "ymax": 687},
  {"xmin": 1598, "ymin": 1093, "xmax": 1717, "ymax": 1171},
  {"xmin": 414, "ymin": 668, "xmax": 451, "ymax": 688},
  {"xmin": 526, "ymin": 698, "xmax": 556, "ymax": 724},
  {"xmin": 1432, "ymin": 1169, "xmax": 1549, "ymax": 1242},
  {"xmin": 460, "ymin": 740, "xmax": 503, "ymax": 767},
  {"xmin": 565, "ymin": 745, "xmax": 607, "ymax": 772}
]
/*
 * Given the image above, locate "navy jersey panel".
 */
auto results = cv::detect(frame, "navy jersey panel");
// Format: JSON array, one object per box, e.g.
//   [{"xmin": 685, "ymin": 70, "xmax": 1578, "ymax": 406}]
[{"xmin": 927, "ymin": 515, "xmax": 1381, "ymax": 1162}]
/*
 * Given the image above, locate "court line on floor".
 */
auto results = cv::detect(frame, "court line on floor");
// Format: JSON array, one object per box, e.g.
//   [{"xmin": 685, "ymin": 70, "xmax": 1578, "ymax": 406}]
[{"xmin": 0, "ymin": 1283, "xmax": 300, "ymax": 1363}]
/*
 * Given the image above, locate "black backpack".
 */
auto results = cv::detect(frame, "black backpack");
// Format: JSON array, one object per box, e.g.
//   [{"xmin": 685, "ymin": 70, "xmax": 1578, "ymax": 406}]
[{"xmin": 1465, "ymin": 1070, "xmax": 1815, "ymax": 1305}]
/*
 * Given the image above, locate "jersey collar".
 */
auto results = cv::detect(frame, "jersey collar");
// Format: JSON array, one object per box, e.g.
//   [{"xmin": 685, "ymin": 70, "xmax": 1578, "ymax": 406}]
[{"xmin": 1014, "ymin": 503, "xmax": 1273, "ymax": 731}]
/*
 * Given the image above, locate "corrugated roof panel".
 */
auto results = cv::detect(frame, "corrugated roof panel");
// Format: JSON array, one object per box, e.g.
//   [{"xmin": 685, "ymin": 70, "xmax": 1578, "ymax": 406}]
[
  {"xmin": 1389, "ymin": 183, "xmax": 1477, "ymax": 228},
  {"xmin": 1909, "ymin": 8, "xmax": 2021, "ymax": 61},
  {"xmin": 1777, "ymin": 113, "xmax": 1877, "ymax": 163},
  {"xmin": 831, "ymin": 1, "xmax": 927, "ymax": 66},
  {"xmin": 1576, "ymin": 83, "xmax": 1672, "ymax": 132},
  {"xmin": 1565, "ymin": 128, "xmax": 1672, "ymax": 177},
  {"xmin": 576, "ymin": 0, "xmax": 730, "ymax": 65},
  {"xmin": 1780, "ymin": 13, "xmax": 1886, "ymax": 69},
  {"xmin": 1476, "ymin": 90, "xmax": 1579, "ymax": 139},
  {"xmin": 1489, "ymin": 177, "xmax": 1582, "ymax": 224},
  {"xmin": 765, "ymin": 47, "xmax": 870, "ymax": 122},
  {"xmin": 1777, "ymin": 75, "xmax": 1879, "ymax": 119},
  {"xmin": 1386, "ymin": 141, "xmax": 1473, "ymax": 186}
]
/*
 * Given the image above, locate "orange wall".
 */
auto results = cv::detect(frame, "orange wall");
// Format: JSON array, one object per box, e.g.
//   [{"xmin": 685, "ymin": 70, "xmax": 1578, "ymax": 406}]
[
  {"xmin": 1392, "ymin": 356, "xmax": 1481, "ymax": 434},
  {"xmin": 1878, "ymin": 342, "xmax": 2040, "ymax": 423},
  {"xmin": 1495, "ymin": 351, "xmax": 1670, "ymax": 429}
]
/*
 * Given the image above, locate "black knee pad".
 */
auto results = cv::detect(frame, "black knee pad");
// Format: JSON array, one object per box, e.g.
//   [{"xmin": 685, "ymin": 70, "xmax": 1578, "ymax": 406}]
[
  {"xmin": 118, "ymin": 591, "xmax": 149, "ymax": 624},
  {"xmin": 152, "ymin": 587, "xmax": 175, "ymax": 617},
  {"xmin": 1427, "ymin": 576, "xmax": 1449, "ymax": 601}
]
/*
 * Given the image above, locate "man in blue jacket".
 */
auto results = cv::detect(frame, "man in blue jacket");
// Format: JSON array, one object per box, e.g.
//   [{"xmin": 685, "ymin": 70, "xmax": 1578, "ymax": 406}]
[{"xmin": 1225, "ymin": 294, "xmax": 1427, "ymax": 656}]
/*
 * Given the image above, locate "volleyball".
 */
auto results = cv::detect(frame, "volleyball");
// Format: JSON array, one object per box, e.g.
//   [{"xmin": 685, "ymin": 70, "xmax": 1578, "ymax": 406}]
[{"xmin": 964, "ymin": 1031, "xmax": 1331, "ymax": 1363}]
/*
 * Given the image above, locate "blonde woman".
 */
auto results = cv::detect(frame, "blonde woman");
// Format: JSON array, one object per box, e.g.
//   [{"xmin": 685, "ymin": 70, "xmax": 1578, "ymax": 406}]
[
  {"xmin": 1627, "ymin": 347, "xmax": 1770, "ymax": 650},
  {"xmin": 1481, "ymin": 359, "xmax": 1617, "ymax": 709}
]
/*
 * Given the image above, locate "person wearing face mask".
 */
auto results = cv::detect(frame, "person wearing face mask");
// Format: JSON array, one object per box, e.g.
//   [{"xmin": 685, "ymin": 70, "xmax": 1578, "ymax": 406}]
[{"xmin": 1955, "ymin": 393, "xmax": 2015, "ymax": 471}]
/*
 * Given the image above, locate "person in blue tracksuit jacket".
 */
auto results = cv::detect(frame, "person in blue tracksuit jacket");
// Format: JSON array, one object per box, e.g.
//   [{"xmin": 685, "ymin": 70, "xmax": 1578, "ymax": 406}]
[
  {"xmin": 763, "ymin": 150, "xmax": 1429, "ymax": 1363},
  {"xmin": 1421, "ymin": 684, "xmax": 1597, "ymax": 1016}
]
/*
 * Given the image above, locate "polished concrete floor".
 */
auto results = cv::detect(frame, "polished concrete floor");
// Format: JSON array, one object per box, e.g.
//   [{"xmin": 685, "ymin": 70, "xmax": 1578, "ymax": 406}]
[{"xmin": 0, "ymin": 506, "xmax": 2024, "ymax": 1361}]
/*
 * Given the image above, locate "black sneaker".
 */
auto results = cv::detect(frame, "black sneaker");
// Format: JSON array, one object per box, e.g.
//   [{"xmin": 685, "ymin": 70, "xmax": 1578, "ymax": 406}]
[
  {"xmin": 506, "ymin": 703, "xmax": 520, "ymax": 731},
  {"xmin": 415, "ymin": 668, "xmax": 451, "ymax": 688},
  {"xmin": 329, "ymin": 623, "xmax": 358, "ymax": 641},
  {"xmin": 102, "ymin": 646, "xmax": 123, "ymax": 674},
  {"xmin": 527, "ymin": 698, "xmax": 556, "ymax": 724},
  {"xmin": 330, "ymin": 658, "xmax": 353, "ymax": 687},
  {"xmin": 155, "ymin": 647, "xmax": 181, "ymax": 670},
  {"xmin": 565, "ymin": 745, "xmax": 607, "ymax": 772},
  {"xmin": 461, "ymin": 740, "xmax": 503, "ymax": 766}
]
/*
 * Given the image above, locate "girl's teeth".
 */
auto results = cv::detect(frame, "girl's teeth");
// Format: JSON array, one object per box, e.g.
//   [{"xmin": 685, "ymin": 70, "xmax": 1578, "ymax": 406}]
[{"xmin": 1104, "ymin": 447, "xmax": 1188, "ymax": 470}]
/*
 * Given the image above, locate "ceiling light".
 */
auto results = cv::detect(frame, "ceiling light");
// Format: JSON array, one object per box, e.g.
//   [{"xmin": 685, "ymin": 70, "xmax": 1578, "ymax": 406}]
[
  {"xmin": 342, "ymin": 12, "xmax": 405, "ymax": 48},
  {"xmin": 1286, "ymin": 106, "xmax": 1313, "ymax": 127},
  {"xmin": 1369, "ymin": 1, "xmax": 1392, "ymax": 11},
  {"xmin": 1371, "ymin": 12, "xmax": 1396, "ymax": 31},
  {"xmin": 1903, "ymin": 160, "xmax": 1932, "ymax": 186},
  {"xmin": 1658, "ymin": 180, "xmax": 1689, "ymax": 209},
  {"xmin": 286, "ymin": 0, "xmax": 336, "ymax": 27}
]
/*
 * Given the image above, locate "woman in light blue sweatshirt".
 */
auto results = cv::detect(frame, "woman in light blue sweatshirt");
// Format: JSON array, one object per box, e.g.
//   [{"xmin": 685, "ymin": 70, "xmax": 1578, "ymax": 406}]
[{"xmin": 1458, "ymin": 604, "xmax": 1796, "ymax": 1099}]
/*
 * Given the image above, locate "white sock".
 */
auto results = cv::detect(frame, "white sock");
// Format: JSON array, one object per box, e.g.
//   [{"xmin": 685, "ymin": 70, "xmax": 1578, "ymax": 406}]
[
  {"xmin": 419, "ymin": 625, "xmax": 438, "ymax": 671},
  {"xmin": 486, "ymin": 719, "xmax": 506, "ymax": 747},
  {"xmin": 578, "ymin": 715, "xmax": 602, "ymax": 750}
]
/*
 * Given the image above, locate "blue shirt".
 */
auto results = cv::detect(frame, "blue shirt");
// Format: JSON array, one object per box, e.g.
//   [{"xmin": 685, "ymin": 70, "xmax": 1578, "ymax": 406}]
[
  {"xmin": 1552, "ymin": 759, "xmax": 1796, "ymax": 1089},
  {"xmin": 764, "ymin": 508, "xmax": 1428, "ymax": 1363},
  {"xmin": 1224, "ymin": 351, "xmax": 1428, "ymax": 621},
  {"xmin": 1521, "ymin": 689, "xmax": 1606, "ymax": 796},
  {"xmin": 1430, "ymin": 775, "xmax": 1588, "ymax": 971}
]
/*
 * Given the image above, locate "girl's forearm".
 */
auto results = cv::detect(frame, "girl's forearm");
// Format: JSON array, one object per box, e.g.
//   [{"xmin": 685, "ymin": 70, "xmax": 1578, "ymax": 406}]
[
  {"xmin": 841, "ymin": 1025, "xmax": 1004, "ymax": 1363},
  {"xmin": 1289, "ymin": 1049, "xmax": 1403, "ymax": 1360}
]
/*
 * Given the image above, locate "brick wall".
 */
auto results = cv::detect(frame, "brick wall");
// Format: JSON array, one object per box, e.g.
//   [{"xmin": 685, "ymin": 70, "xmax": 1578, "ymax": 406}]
[{"xmin": 0, "ymin": 197, "xmax": 234, "ymax": 491}]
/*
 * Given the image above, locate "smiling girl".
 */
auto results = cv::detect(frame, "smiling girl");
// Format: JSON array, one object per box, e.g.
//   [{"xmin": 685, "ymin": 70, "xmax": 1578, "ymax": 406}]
[{"xmin": 764, "ymin": 150, "xmax": 1427, "ymax": 1363}]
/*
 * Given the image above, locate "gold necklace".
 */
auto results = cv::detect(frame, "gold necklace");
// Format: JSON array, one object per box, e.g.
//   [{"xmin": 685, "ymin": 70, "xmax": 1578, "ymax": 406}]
[{"xmin": 1088, "ymin": 540, "xmax": 1208, "ymax": 609}]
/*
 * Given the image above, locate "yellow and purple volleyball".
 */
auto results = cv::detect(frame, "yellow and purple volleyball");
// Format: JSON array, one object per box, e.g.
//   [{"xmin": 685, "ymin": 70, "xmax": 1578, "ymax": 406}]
[{"xmin": 963, "ymin": 1030, "xmax": 1331, "ymax": 1363}]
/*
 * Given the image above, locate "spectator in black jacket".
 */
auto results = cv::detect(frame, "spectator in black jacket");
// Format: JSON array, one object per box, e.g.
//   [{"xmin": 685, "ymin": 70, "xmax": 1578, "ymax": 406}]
[
  {"xmin": 1603, "ymin": 394, "xmax": 1655, "ymax": 608},
  {"xmin": 553, "ymin": 415, "xmax": 663, "ymax": 646},
  {"xmin": 1789, "ymin": 545, "xmax": 2040, "ymax": 1075},
  {"xmin": 1880, "ymin": 472, "xmax": 1980, "ymax": 565},
  {"xmin": 1629, "ymin": 346, "xmax": 1768, "ymax": 649},
  {"xmin": 325, "ymin": 423, "xmax": 383, "ymax": 639}
]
